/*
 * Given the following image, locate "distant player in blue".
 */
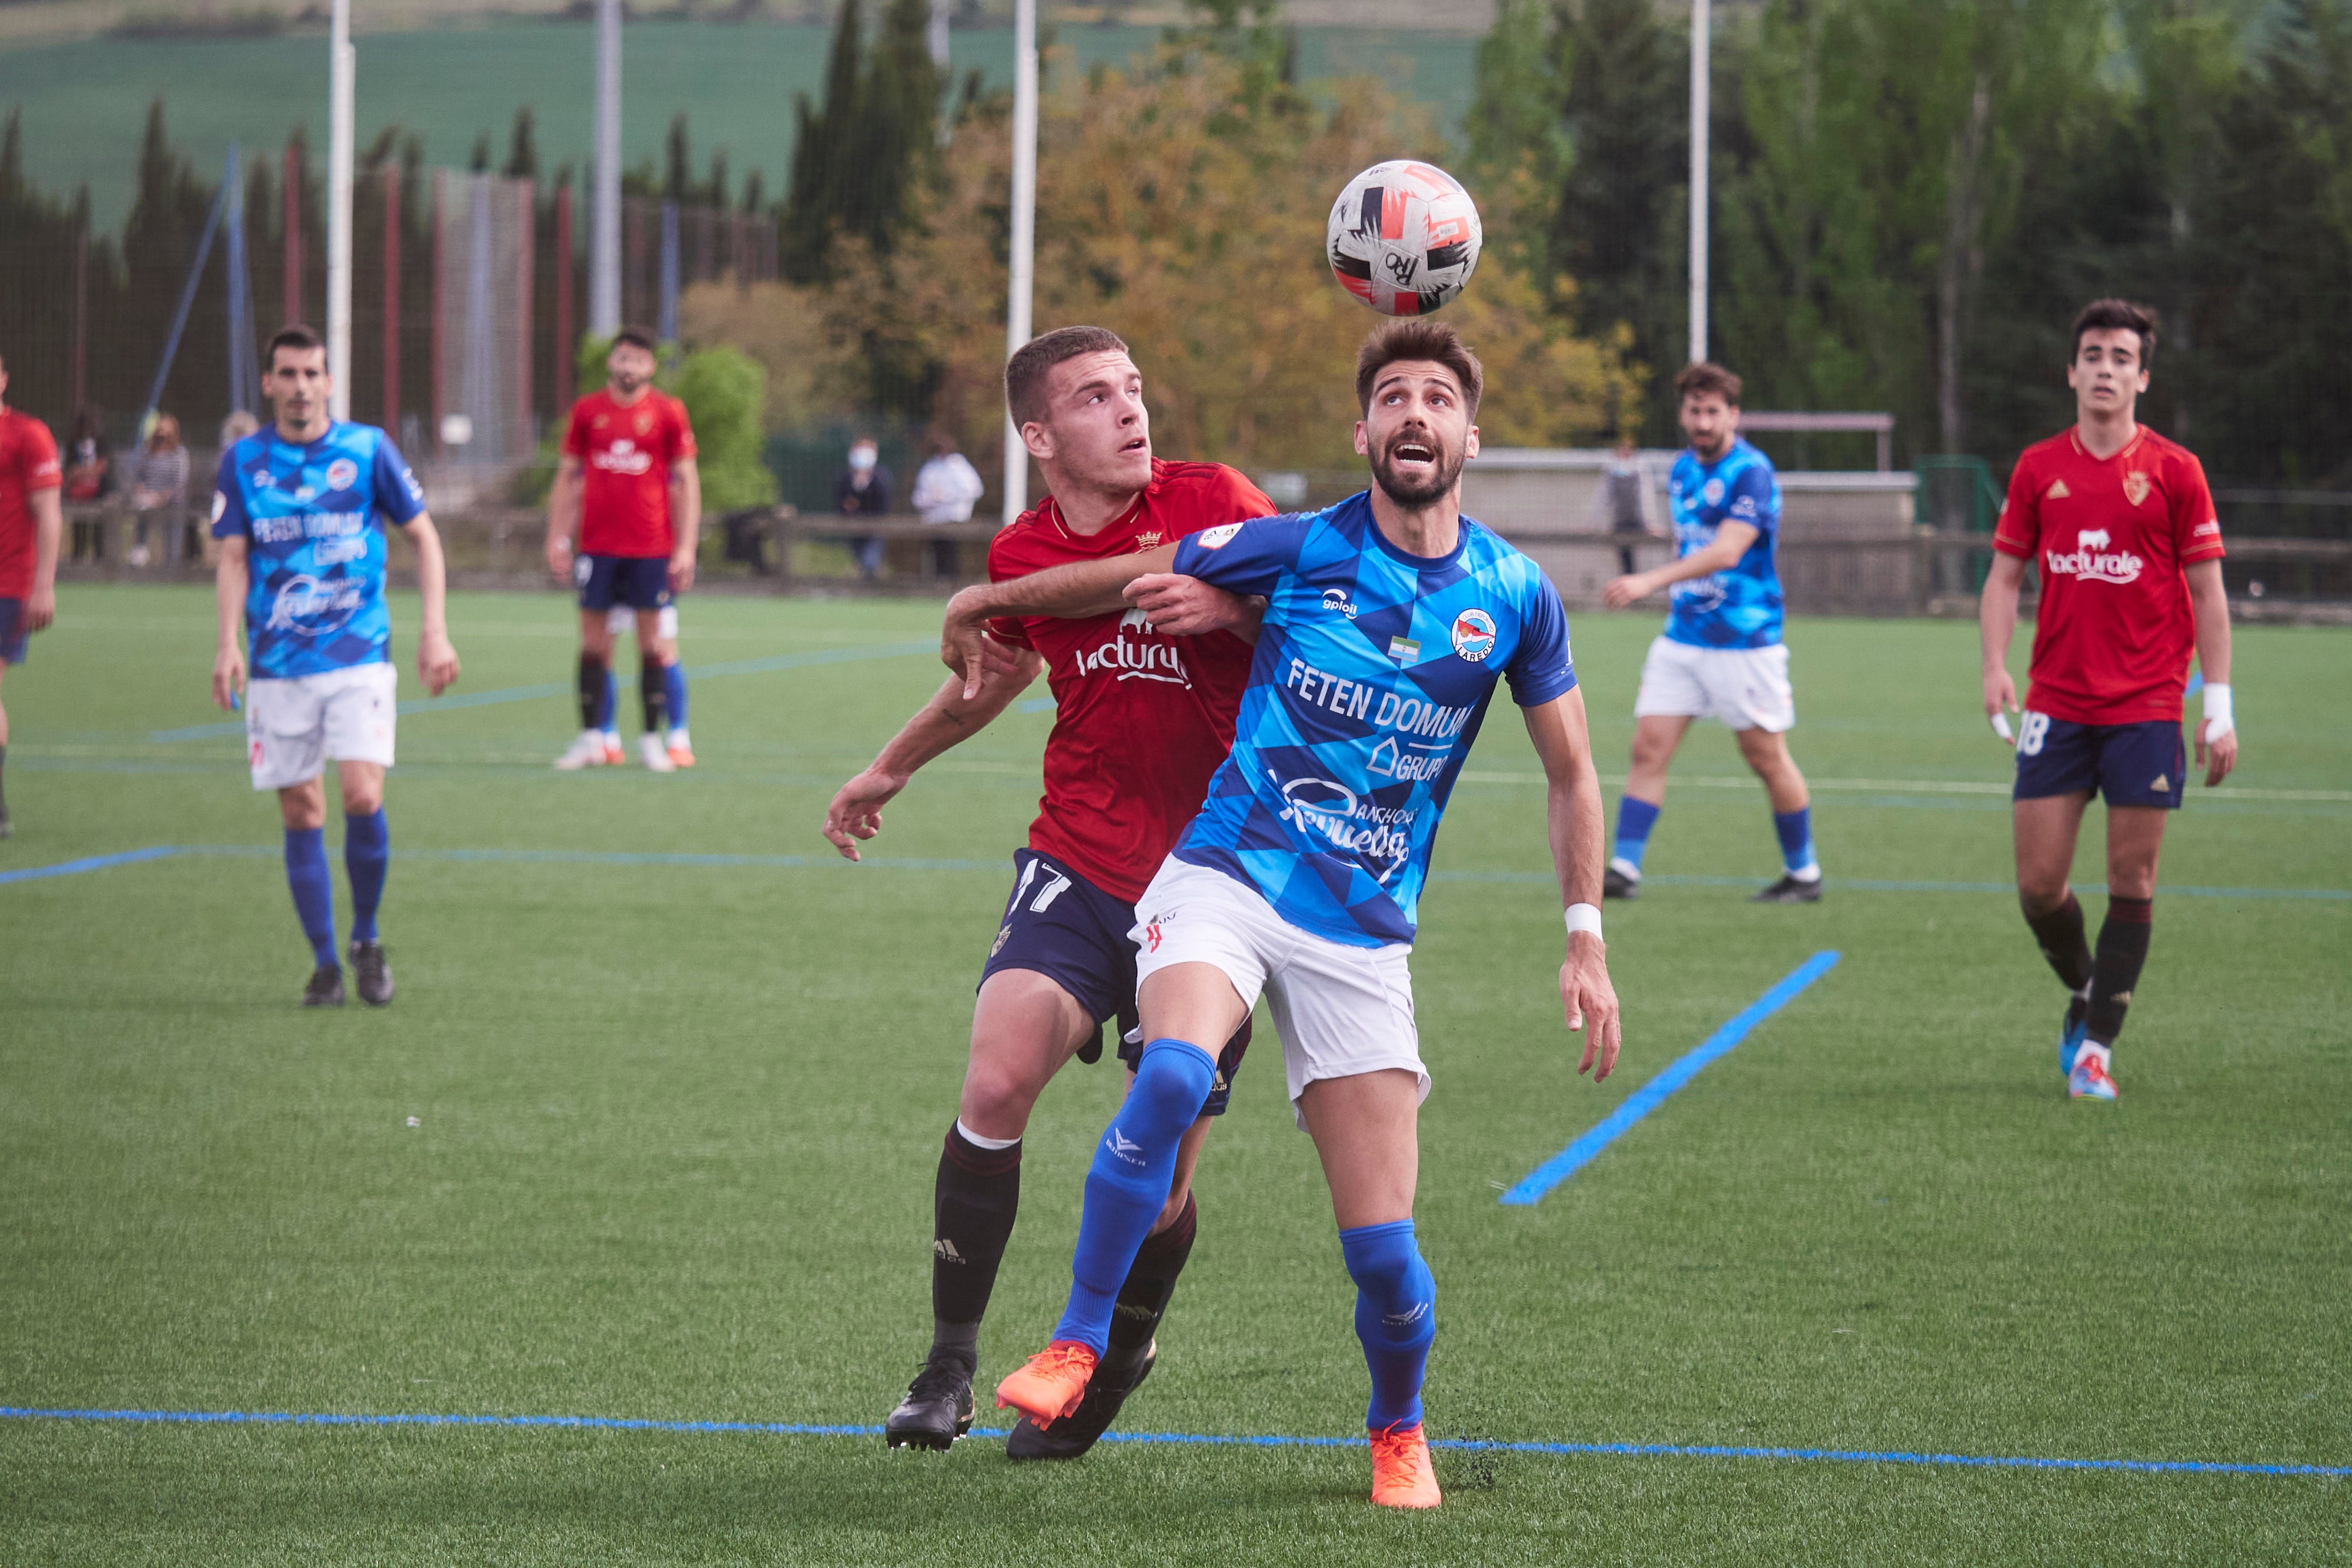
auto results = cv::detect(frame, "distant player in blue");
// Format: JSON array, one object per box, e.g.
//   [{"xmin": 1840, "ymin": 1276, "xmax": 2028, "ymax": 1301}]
[
  {"xmin": 211, "ymin": 325, "xmax": 462, "ymax": 1007},
  {"xmin": 1600, "ymin": 360, "xmax": 1822, "ymax": 902},
  {"xmin": 938, "ymin": 320, "xmax": 1624, "ymax": 1510}
]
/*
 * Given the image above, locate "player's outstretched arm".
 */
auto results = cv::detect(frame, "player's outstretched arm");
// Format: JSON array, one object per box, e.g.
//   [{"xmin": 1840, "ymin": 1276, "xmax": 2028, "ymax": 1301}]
[
  {"xmin": 2186, "ymin": 559, "xmax": 2237, "ymax": 785},
  {"xmin": 1601, "ymin": 520, "xmax": 1758, "ymax": 610},
  {"xmin": 940, "ymin": 543, "xmax": 1180, "ymax": 697},
  {"xmin": 1524, "ymin": 687, "xmax": 1622, "ymax": 1080},
  {"xmin": 1978, "ymin": 552, "xmax": 2027, "ymax": 740},
  {"xmin": 821, "ymin": 648, "xmax": 1046, "ymax": 861},
  {"xmin": 1124, "ymin": 574, "xmax": 1267, "ymax": 641},
  {"xmin": 399, "ymin": 513, "xmax": 462, "ymax": 696},
  {"xmin": 212, "ymin": 536, "xmax": 248, "ymax": 710}
]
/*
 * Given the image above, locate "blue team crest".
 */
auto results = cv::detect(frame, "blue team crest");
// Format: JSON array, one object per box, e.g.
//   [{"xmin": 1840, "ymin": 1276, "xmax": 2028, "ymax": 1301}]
[
  {"xmin": 1449, "ymin": 607, "xmax": 1497, "ymax": 662},
  {"xmin": 325, "ymin": 457, "xmax": 359, "ymax": 491},
  {"xmin": 1702, "ymin": 477, "xmax": 1726, "ymax": 506}
]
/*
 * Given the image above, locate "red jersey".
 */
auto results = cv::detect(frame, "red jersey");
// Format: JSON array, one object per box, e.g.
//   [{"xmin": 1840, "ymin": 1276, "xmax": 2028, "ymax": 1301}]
[
  {"xmin": 988, "ymin": 459, "xmax": 1275, "ymax": 904},
  {"xmin": 1994, "ymin": 426, "xmax": 2224, "ymax": 725},
  {"xmin": 562, "ymin": 388, "xmax": 696, "ymax": 557},
  {"xmin": 0, "ymin": 406, "xmax": 62, "ymax": 600}
]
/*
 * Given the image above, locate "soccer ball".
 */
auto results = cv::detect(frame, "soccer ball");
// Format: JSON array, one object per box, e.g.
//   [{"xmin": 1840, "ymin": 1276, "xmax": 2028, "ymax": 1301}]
[{"xmin": 1325, "ymin": 161, "xmax": 1482, "ymax": 316}]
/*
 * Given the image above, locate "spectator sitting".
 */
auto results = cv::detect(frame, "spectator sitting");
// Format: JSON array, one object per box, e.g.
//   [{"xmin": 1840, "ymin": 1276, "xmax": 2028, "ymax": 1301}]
[
  {"xmin": 834, "ymin": 435, "xmax": 893, "ymax": 582},
  {"xmin": 126, "ymin": 412, "xmax": 191, "ymax": 568},
  {"xmin": 65, "ymin": 407, "xmax": 112, "ymax": 562},
  {"xmin": 909, "ymin": 431, "xmax": 985, "ymax": 580}
]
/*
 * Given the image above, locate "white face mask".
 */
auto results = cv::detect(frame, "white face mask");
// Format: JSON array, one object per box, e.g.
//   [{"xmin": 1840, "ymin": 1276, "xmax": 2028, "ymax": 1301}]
[{"xmin": 849, "ymin": 446, "xmax": 877, "ymax": 472}]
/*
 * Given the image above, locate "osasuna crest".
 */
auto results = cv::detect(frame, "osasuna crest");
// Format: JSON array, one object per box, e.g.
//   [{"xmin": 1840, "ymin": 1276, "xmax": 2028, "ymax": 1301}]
[
  {"xmin": 1449, "ymin": 607, "xmax": 1497, "ymax": 663},
  {"xmin": 2123, "ymin": 471, "xmax": 2152, "ymax": 507}
]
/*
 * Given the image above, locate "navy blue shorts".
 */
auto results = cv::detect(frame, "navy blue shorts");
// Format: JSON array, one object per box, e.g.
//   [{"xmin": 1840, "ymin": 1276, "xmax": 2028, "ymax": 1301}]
[
  {"xmin": 2013, "ymin": 713, "xmax": 2186, "ymax": 810},
  {"xmin": 981, "ymin": 848, "xmax": 1251, "ymax": 1115},
  {"xmin": 575, "ymin": 554, "xmax": 671, "ymax": 613},
  {"xmin": 0, "ymin": 597, "xmax": 25, "ymax": 664}
]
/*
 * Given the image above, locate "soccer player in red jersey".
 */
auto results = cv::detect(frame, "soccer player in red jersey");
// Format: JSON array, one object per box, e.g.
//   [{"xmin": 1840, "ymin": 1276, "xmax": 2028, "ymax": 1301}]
[
  {"xmin": 546, "ymin": 329, "xmax": 702, "ymax": 773},
  {"xmin": 0, "ymin": 347, "xmax": 64, "ymax": 840},
  {"xmin": 821, "ymin": 326, "xmax": 1271, "ymax": 1457},
  {"xmin": 1980, "ymin": 299, "xmax": 2236, "ymax": 1102}
]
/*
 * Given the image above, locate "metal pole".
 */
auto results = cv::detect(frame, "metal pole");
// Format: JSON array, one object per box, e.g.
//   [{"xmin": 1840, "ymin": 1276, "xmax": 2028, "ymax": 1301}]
[
  {"xmin": 1688, "ymin": 0, "xmax": 1709, "ymax": 365},
  {"xmin": 1000, "ymin": 0, "xmax": 1037, "ymax": 526},
  {"xmin": 590, "ymin": 0, "xmax": 622, "ymax": 336},
  {"xmin": 328, "ymin": 0, "xmax": 355, "ymax": 420},
  {"xmin": 383, "ymin": 165, "xmax": 400, "ymax": 436}
]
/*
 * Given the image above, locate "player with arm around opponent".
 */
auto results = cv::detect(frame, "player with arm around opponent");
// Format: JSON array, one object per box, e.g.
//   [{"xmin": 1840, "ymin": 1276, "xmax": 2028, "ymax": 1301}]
[
  {"xmin": 547, "ymin": 329, "xmax": 702, "ymax": 773},
  {"xmin": 1980, "ymin": 299, "xmax": 2235, "ymax": 1102},
  {"xmin": 823, "ymin": 326, "xmax": 1271, "ymax": 1457},
  {"xmin": 1599, "ymin": 362, "xmax": 1822, "ymax": 902},
  {"xmin": 211, "ymin": 325, "xmax": 460, "ymax": 1005},
  {"xmin": 941, "ymin": 319, "xmax": 1623, "ymax": 1510}
]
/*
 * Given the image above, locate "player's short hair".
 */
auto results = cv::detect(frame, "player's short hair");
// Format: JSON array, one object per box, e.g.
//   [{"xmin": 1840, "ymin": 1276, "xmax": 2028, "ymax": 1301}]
[
  {"xmin": 610, "ymin": 327, "xmax": 657, "ymax": 355},
  {"xmin": 1674, "ymin": 361, "xmax": 1742, "ymax": 406},
  {"xmin": 1354, "ymin": 319, "xmax": 1484, "ymax": 418},
  {"xmin": 1005, "ymin": 326, "xmax": 1131, "ymax": 429},
  {"xmin": 2072, "ymin": 299, "xmax": 2158, "ymax": 366},
  {"xmin": 266, "ymin": 323, "xmax": 326, "ymax": 372}
]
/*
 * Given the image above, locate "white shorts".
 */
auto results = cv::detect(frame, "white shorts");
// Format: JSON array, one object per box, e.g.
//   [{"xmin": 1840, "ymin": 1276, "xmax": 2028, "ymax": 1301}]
[
  {"xmin": 606, "ymin": 604, "xmax": 679, "ymax": 639},
  {"xmin": 246, "ymin": 663, "xmax": 397, "ymax": 791},
  {"xmin": 1131, "ymin": 857, "xmax": 1429, "ymax": 1129},
  {"xmin": 1632, "ymin": 636, "xmax": 1795, "ymax": 733}
]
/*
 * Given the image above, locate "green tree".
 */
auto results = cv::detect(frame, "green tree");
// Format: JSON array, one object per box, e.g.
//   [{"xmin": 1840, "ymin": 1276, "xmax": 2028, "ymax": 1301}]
[
  {"xmin": 780, "ymin": 0, "xmax": 943, "ymax": 280},
  {"xmin": 669, "ymin": 345, "xmax": 778, "ymax": 511}
]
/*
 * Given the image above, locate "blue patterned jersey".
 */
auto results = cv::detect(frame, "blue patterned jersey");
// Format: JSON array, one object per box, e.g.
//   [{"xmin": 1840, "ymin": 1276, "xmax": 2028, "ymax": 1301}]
[
  {"xmin": 212, "ymin": 422, "xmax": 426, "ymax": 679},
  {"xmin": 1167, "ymin": 492, "xmax": 1578, "ymax": 949},
  {"xmin": 1663, "ymin": 437, "xmax": 1783, "ymax": 650}
]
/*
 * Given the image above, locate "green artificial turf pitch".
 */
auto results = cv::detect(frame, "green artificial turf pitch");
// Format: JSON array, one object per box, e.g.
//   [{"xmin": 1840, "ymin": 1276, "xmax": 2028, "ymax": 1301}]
[{"xmin": 2, "ymin": 586, "xmax": 2347, "ymax": 1564}]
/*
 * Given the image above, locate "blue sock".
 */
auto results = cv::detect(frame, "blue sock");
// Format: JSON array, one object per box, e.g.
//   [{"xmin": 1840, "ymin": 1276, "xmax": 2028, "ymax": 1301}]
[
  {"xmin": 1773, "ymin": 805, "xmax": 1818, "ymax": 877},
  {"xmin": 663, "ymin": 662, "xmax": 689, "ymax": 731},
  {"xmin": 1613, "ymin": 795, "xmax": 1661, "ymax": 872},
  {"xmin": 283, "ymin": 827, "xmax": 336, "ymax": 967},
  {"xmin": 1340, "ymin": 1219, "xmax": 1436, "ymax": 1432},
  {"xmin": 345, "ymin": 809, "xmax": 389, "ymax": 944},
  {"xmin": 597, "ymin": 671, "xmax": 618, "ymax": 734},
  {"xmin": 1052, "ymin": 1039, "xmax": 1217, "ymax": 1354}
]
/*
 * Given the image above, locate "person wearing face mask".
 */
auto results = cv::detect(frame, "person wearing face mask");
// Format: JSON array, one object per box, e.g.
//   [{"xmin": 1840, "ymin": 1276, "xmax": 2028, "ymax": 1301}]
[{"xmin": 834, "ymin": 436, "xmax": 894, "ymax": 581}]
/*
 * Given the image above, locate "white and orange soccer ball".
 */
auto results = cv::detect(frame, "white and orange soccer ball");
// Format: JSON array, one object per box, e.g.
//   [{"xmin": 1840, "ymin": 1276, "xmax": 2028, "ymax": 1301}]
[{"xmin": 1325, "ymin": 161, "xmax": 1482, "ymax": 316}]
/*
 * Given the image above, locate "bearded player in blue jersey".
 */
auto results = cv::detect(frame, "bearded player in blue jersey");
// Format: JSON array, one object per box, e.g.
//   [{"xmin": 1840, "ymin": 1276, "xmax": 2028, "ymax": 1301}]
[
  {"xmin": 938, "ymin": 319, "xmax": 1623, "ymax": 1509},
  {"xmin": 1599, "ymin": 362, "xmax": 1821, "ymax": 902},
  {"xmin": 211, "ymin": 325, "xmax": 461, "ymax": 1007}
]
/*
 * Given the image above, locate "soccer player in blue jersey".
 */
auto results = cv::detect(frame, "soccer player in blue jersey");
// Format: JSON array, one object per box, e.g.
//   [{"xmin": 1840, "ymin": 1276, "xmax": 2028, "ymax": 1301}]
[
  {"xmin": 1599, "ymin": 361, "xmax": 1822, "ymax": 902},
  {"xmin": 938, "ymin": 319, "xmax": 1623, "ymax": 1509},
  {"xmin": 211, "ymin": 325, "xmax": 460, "ymax": 1006}
]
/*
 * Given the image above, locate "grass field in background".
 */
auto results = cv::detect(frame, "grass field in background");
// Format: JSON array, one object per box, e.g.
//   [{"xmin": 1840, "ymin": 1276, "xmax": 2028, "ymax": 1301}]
[{"xmin": 2, "ymin": 586, "xmax": 2347, "ymax": 1564}]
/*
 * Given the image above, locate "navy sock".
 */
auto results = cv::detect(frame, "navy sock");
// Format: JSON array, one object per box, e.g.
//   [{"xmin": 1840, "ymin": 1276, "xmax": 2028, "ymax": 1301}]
[
  {"xmin": 597, "ymin": 670, "xmax": 618, "ymax": 733},
  {"xmin": 1340, "ymin": 1219, "xmax": 1436, "ymax": 1432},
  {"xmin": 577, "ymin": 653, "xmax": 606, "ymax": 733},
  {"xmin": 2087, "ymin": 896, "xmax": 2153, "ymax": 1047},
  {"xmin": 663, "ymin": 662, "xmax": 689, "ymax": 731},
  {"xmin": 1773, "ymin": 805, "xmax": 1819, "ymax": 877},
  {"xmin": 640, "ymin": 653, "xmax": 667, "ymax": 734},
  {"xmin": 1053, "ymin": 1040, "xmax": 1215, "ymax": 1354},
  {"xmin": 345, "ymin": 810, "xmax": 389, "ymax": 944},
  {"xmin": 1612, "ymin": 795, "xmax": 1660, "ymax": 872},
  {"xmin": 283, "ymin": 826, "xmax": 336, "ymax": 967},
  {"xmin": 2022, "ymin": 892, "xmax": 2094, "ymax": 993}
]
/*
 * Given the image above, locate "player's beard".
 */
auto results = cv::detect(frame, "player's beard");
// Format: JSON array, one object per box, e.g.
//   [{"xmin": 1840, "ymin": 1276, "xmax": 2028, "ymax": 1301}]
[{"xmin": 1369, "ymin": 427, "xmax": 1464, "ymax": 508}]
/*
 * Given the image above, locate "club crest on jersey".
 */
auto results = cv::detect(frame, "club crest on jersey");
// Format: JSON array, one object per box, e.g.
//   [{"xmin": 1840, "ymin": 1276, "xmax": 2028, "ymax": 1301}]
[
  {"xmin": 2123, "ymin": 471, "xmax": 2152, "ymax": 506},
  {"xmin": 1134, "ymin": 530, "xmax": 1163, "ymax": 549},
  {"xmin": 324, "ymin": 457, "xmax": 358, "ymax": 492},
  {"xmin": 1194, "ymin": 522, "xmax": 1244, "ymax": 550},
  {"xmin": 1449, "ymin": 607, "xmax": 1497, "ymax": 662},
  {"xmin": 1702, "ymin": 477, "xmax": 1726, "ymax": 506}
]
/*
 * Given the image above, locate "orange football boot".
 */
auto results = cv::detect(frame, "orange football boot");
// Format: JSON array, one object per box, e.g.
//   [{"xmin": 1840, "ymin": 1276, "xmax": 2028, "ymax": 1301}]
[
  {"xmin": 1368, "ymin": 1421, "xmax": 1443, "ymax": 1509},
  {"xmin": 666, "ymin": 741, "xmax": 696, "ymax": 768},
  {"xmin": 993, "ymin": 1340, "xmax": 1098, "ymax": 1430}
]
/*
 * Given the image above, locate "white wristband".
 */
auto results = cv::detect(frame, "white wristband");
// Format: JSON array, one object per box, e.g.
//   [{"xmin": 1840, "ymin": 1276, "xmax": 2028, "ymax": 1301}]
[
  {"xmin": 2201, "ymin": 683, "xmax": 2233, "ymax": 739},
  {"xmin": 1565, "ymin": 903, "xmax": 1603, "ymax": 940}
]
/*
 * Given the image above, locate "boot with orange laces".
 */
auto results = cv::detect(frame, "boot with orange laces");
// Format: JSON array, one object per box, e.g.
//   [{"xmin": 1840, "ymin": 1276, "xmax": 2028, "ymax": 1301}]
[
  {"xmin": 993, "ymin": 1340, "xmax": 1098, "ymax": 1427},
  {"xmin": 1369, "ymin": 1421, "xmax": 1442, "ymax": 1509}
]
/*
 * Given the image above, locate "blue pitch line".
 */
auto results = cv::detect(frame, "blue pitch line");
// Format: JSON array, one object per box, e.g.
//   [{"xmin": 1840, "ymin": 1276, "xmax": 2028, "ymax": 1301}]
[
  {"xmin": 1502, "ymin": 951, "xmax": 1843, "ymax": 1206},
  {"xmin": 0, "ymin": 845, "xmax": 183, "ymax": 885},
  {"xmin": 1, "ymin": 1406, "xmax": 2342, "ymax": 1479},
  {"xmin": 148, "ymin": 641, "xmax": 936, "ymax": 743}
]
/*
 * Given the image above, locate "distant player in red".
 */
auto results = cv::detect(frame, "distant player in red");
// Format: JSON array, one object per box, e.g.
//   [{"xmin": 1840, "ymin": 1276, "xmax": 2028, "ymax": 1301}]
[
  {"xmin": 821, "ymin": 326, "xmax": 1271, "ymax": 1457},
  {"xmin": 545, "ymin": 329, "xmax": 701, "ymax": 773},
  {"xmin": 1980, "ymin": 299, "xmax": 2236, "ymax": 1102},
  {"xmin": 0, "ymin": 347, "xmax": 65, "ymax": 840}
]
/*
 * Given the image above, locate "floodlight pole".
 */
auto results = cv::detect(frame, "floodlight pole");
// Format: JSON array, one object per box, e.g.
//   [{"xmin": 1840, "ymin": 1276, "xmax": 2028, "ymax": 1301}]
[
  {"xmin": 328, "ymin": 0, "xmax": 355, "ymax": 419},
  {"xmin": 590, "ymin": 0, "xmax": 622, "ymax": 337},
  {"xmin": 1001, "ymin": 0, "xmax": 1038, "ymax": 526},
  {"xmin": 1688, "ymin": 0, "xmax": 1709, "ymax": 365}
]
